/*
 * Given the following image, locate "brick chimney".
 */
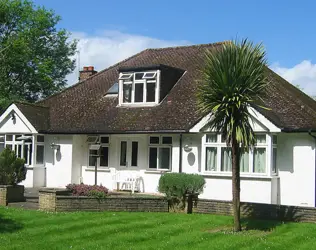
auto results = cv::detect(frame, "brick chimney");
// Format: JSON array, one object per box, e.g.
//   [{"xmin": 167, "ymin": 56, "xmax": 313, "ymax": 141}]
[{"xmin": 79, "ymin": 66, "xmax": 97, "ymax": 81}]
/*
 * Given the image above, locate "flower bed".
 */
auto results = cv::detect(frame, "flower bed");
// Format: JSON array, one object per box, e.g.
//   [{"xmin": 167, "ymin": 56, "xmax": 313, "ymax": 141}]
[{"xmin": 66, "ymin": 184, "xmax": 109, "ymax": 199}]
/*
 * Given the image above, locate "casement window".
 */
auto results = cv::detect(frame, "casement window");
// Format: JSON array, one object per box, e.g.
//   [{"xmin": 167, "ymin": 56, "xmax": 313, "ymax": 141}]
[
  {"xmin": 119, "ymin": 71, "xmax": 159, "ymax": 105},
  {"xmin": 272, "ymin": 135, "xmax": 277, "ymax": 174},
  {"xmin": 36, "ymin": 135, "xmax": 45, "ymax": 165},
  {"xmin": 88, "ymin": 136, "xmax": 109, "ymax": 168},
  {"xmin": 1, "ymin": 134, "xmax": 34, "ymax": 166},
  {"xmin": 203, "ymin": 134, "xmax": 269, "ymax": 175},
  {"xmin": 148, "ymin": 136, "xmax": 172, "ymax": 170}
]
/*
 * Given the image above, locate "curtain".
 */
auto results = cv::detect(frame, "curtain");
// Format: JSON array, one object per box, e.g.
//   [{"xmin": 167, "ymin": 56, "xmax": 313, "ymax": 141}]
[
  {"xmin": 205, "ymin": 147, "xmax": 217, "ymax": 171},
  {"xmin": 240, "ymin": 151, "xmax": 249, "ymax": 172},
  {"xmin": 221, "ymin": 147, "xmax": 232, "ymax": 171},
  {"xmin": 253, "ymin": 148, "xmax": 266, "ymax": 173}
]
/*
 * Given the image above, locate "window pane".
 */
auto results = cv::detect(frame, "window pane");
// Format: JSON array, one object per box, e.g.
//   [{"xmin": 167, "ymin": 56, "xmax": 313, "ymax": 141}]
[
  {"xmin": 159, "ymin": 148, "xmax": 170, "ymax": 169},
  {"xmin": 6, "ymin": 135, "xmax": 13, "ymax": 141},
  {"xmin": 120, "ymin": 141, "xmax": 127, "ymax": 166},
  {"xmin": 150, "ymin": 136, "xmax": 159, "ymax": 144},
  {"xmin": 253, "ymin": 148, "xmax": 266, "ymax": 173},
  {"xmin": 37, "ymin": 135, "xmax": 44, "ymax": 143},
  {"xmin": 29, "ymin": 144, "xmax": 33, "ymax": 165},
  {"xmin": 100, "ymin": 137, "xmax": 109, "ymax": 144},
  {"xmin": 143, "ymin": 72, "xmax": 156, "ymax": 79},
  {"xmin": 205, "ymin": 147, "xmax": 217, "ymax": 171},
  {"xmin": 24, "ymin": 145, "xmax": 29, "ymax": 164},
  {"xmin": 123, "ymin": 84, "xmax": 132, "ymax": 103},
  {"xmin": 0, "ymin": 143, "xmax": 4, "ymax": 153},
  {"xmin": 6, "ymin": 144, "xmax": 12, "ymax": 150},
  {"xmin": 0, "ymin": 135, "xmax": 4, "ymax": 143},
  {"xmin": 255, "ymin": 135, "xmax": 266, "ymax": 144},
  {"xmin": 16, "ymin": 144, "xmax": 22, "ymax": 158},
  {"xmin": 135, "ymin": 73, "xmax": 144, "ymax": 80},
  {"xmin": 134, "ymin": 83, "xmax": 144, "ymax": 102},
  {"xmin": 149, "ymin": 148, "xmax": 157, "ymax": 169},
  {"xmin": 162, "ymin": 137, "xmax": 172, "ymax": 144},
  {"xmin": 221, "ymin": 148, "xmax": 232, "ymax": 172},
  {"xmin": 146, "ymin": 82, "xmax": 156, "ymax": 102},
  {"xmin": 240, "ymin": 150, "xmax": 249, "ymax": 172},
  {"xmin": 272, "ymin": 148, "xmax": 277, "ymax": 173},
  {"xmin": 206, "ymin": 134, "xmax": 217, "ymax": 143},
  {"xmin": 100, "ymin": 147, "xmax": 109, "ymax": 167},
  {"xmin": 131, "ymin": 141, "xmax": 138, "ymax": 167},
  {"xmin": 89, "ymin": 156, "xmax": 97, "ymax": 167},
  {"xmin": 272, "ymin": 135, "xmax": 277, "ymax": 145},
  {"xmin": 36, "ymin": 145, "xmax": 44, "ymax": 165}
]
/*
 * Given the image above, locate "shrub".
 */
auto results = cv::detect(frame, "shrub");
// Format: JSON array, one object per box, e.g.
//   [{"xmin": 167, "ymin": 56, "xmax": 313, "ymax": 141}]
[
  {"xmin": 66, "ymin": 183, "xmax": 109, "ymax": 197},
  {"xmin": 158, "ymin": 173, "xmax": 205, "ymax": 211},
  {"xmin": 0, "ymin": 148, "xmax": 26, "ymax": 185}
]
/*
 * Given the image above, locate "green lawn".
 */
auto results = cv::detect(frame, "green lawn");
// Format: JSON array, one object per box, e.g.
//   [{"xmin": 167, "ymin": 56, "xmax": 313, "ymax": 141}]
[{"xmin": 0, "ymin": 207, "xmax": 316, "ymax": 250}]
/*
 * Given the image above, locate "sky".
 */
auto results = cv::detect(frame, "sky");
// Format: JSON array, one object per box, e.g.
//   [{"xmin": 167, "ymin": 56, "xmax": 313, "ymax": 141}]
[{"xmin": 33, "ymin": 0, "xmax": 316, "ymax": 95}]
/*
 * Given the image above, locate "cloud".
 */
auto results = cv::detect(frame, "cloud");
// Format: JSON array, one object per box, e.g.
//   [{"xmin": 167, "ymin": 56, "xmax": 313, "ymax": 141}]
[
  {"xmin": 272, "ymin": 60, "xmax": 316, "ymax": 96},
  {"xmin": 67, "ymin": 30, "xmax": 189, "ymax": 85}
]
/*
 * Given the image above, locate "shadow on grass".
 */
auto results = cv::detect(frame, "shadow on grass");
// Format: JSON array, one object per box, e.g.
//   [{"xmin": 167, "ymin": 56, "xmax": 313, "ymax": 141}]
[
  {"xmin": 0, "ymin": 214, "xmax": 23, "ymax": 233},
  {"xmin": 241, "ymin": 203, "xmax": 302, "ymax": 231}
]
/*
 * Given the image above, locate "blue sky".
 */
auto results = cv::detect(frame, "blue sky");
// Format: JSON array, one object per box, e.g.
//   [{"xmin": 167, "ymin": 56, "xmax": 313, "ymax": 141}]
[{"xmin": 33, "ymin": 0, "xmax": 316, "ymax": 94}]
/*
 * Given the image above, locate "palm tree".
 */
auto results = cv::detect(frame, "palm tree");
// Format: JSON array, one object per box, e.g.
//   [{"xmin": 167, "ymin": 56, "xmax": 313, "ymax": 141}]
[{"xmin": 197, "ymin": 39, "xmax": 269, "ymax": 231}]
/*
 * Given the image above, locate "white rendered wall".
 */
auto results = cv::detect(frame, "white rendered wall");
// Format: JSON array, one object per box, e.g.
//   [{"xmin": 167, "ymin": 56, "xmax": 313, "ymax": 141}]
[
  {"xmin": 277, "ymin": 133, "xmax": 315, "ymax": 207},
  {"xmin": 45, "ymin": 135, "xmax": 73, "ymax": 188}
]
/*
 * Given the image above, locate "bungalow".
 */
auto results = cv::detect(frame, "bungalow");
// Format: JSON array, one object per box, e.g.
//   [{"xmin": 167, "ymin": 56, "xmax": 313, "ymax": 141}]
[{"xmin": 1, "ymin": 42, "xmax": 316, "ymax": 207}]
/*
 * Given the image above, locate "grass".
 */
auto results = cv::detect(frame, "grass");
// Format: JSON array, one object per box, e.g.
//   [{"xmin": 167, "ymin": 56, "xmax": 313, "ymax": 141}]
[{"xmin": 0, "ymin": 207, "xmax": 316, "ymax": 250}]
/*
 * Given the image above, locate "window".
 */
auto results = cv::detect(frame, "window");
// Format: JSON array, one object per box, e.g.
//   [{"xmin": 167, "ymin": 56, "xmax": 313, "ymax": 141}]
[
  {"xmin": 2, "ymin": 134, "xmax": 34, "ymax": 166},
  {"xmin": 119, "ymin": 70, "xmax": 159, "ymax": 105},
  {"xmin": 88, "ymin": 136, "xmax": 109, "ymax": 168},
  {"xmin": 148, "ymin": 136, "xmax": 172, "ymax": 170},
  {"xmin": 272, "ymin": 135, "xmax": 277, "ymax": 174},
  {"xmin": 0, "ymin": 135, "xmax": 4, "ymax": 153},
  {"xmin": 36, "ymin": 135, "xmax": 45, "ymax": 165},
  {"xmin": 203, "ymin": 134, "xmax": 268, "ymax": 174},
  {"xmin": 131, "ymin": 141, "xmax": 138, "ymax": 167}
]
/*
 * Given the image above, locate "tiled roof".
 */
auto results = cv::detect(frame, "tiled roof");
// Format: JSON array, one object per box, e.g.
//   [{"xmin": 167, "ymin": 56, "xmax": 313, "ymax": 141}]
[{"xmin": 17, "ymin": 42, "xmax": 316, "ymax": 133}]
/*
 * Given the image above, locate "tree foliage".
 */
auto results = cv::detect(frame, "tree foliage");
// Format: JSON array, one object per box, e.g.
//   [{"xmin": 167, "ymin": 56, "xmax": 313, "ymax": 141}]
[
  {"xmin": 197, "ymin": 39, "xmax": 269, "ymax": 231},
  {"xmin": 0, "ymin": 147, "xmax": 26, "ymax": 185},
  {"xmin": 0, "ymin": 0, "xmax": 77, "ymax": 109}
]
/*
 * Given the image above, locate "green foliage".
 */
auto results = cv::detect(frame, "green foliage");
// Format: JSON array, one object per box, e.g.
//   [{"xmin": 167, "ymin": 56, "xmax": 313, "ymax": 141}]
[
  {"xmin": 0, "ymin": 148, "xmax": 26, "ymax": 185},
  {"xmin": 0, "ymin": 0, "xmax": 77, "ymax": 108},
  {"xmin": 88, "ymin": 190, "xmax": 108, "ymax": 199},
  {"xmin": 197, "ymin": 39, "xmax": 269, "ymax": 148},
  {"xmin": 158, "ymin": 173, "xmax": 205, "ymax": 211}
]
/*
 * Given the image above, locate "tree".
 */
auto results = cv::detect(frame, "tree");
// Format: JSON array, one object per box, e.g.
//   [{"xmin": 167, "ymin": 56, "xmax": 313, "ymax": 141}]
[
  {"xmin": 197, "ymin": 39, "xmax": 269, "ymax": 231},
  {"xmin": 0, "ymin": 0, "xmax": 77, "ymax": 109}
]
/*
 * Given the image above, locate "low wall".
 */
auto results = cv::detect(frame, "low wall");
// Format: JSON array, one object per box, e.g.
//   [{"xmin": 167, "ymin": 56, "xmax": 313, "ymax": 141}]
[
  {"xmin": 196, "ymin": 199, "xmax": 316, "ymax": 222},
  {"xmin": 0, "ymin": 185, "xmax": 25, "ymax": 206},
  {"xmin": 39, "ymin": 189, "xmax": 169, "ymax": 213}
]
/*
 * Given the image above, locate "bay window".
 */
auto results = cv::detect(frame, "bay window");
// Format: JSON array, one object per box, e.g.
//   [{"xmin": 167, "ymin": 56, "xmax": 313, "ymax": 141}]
[
  {"xmin": 203, "ymin": 134, "xmax": 274, "ymax": 175},
  {"xmin": 148, "ymin": 136, "xmax": 172, "ymax": 170},
  {"xmin": 119, "ymin": 71, "xmax": 159, "ymax": 105},
  {"xmin": 0, "ymin": 134, "xmax": 39, "ymax": 166}
]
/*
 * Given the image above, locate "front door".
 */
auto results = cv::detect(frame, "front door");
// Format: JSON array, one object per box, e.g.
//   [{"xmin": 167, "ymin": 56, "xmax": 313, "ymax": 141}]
[{"xmin": 119, "ymin": 139, "xmax": 139, "ymax": 168}]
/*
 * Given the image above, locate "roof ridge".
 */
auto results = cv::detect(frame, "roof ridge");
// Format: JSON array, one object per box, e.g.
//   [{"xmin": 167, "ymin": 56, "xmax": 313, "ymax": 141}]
[
  {"xmin": 37, "ymin": 48, "xmax": 152, "ymax": 104},
  {"xmin": 147, "ymin": 41, "xmax": 229, "ymax": 51}
]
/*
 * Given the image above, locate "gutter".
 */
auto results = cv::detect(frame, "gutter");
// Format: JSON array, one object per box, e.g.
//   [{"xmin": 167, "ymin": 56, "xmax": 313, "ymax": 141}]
[{"xmin": 308, "ymin": 130, "xmax": 316, "ymax": 207}]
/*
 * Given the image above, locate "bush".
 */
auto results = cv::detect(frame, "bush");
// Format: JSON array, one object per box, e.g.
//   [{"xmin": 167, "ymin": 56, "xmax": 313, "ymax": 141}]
[
  {"xmin": 0, "ymin": 148, "xmax": 26, "ymax": 185},
  {"xmin": 66, "ymin": 184, "xmax": 109, "ymax": 198},
  {"xmin": 158, "ymin": 173, "xmax": 205, "ymax": 211}
]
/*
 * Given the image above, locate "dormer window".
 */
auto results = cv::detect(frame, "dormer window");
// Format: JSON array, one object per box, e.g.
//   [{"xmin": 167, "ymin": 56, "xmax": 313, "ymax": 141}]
[{"xmin": 118, "ymin": 70, "xmax": 160, "ymax": 106}]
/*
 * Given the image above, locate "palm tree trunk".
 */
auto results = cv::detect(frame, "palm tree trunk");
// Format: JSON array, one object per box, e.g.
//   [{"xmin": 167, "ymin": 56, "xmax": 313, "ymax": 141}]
[{"xmin": 231, "ymin": 136, "xmax": 241, "ymax": 232}]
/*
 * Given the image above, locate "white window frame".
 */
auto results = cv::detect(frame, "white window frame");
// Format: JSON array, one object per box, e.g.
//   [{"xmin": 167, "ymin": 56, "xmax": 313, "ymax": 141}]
[
  {"xmin": 119, "ymin": 70, "xmax": 160, "ymax": 106},
  {"xmin": 148, "ymin": 135, "xmax": 172, "ymax": 171},
  {"xmin": 87, "ymin": 135, "xmax": 110, "ymax": 169},
  {"xmin": 202, "ymin": 133, "xmax": 271, "ymax": 176}
]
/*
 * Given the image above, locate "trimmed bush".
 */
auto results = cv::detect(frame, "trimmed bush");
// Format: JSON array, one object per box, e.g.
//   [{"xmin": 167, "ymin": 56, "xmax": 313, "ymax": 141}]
[
  {"xmin": 0, "ymin": 148, "xmax": 26, "ymax": 185},
  {"xmin": 66, "ymin": 184, "xmax": 109, "ymax": 198},
  {"xmin": 158, "ymin": 173, "xmax": 205, "ymax": 211}
]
